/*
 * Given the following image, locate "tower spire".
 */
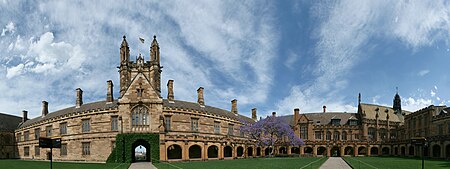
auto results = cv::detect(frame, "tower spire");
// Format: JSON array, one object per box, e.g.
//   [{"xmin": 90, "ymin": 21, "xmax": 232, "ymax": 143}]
[{"xmin": 393, "ymin": 87, "xmax": 402, "ymax": 114}]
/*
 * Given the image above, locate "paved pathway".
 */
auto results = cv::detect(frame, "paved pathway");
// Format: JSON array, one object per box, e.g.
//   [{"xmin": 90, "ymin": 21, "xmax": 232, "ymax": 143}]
[
  {"xmin": 128, "ymin": 162, "xmax": 158, "ymax": 169},
  {"xmin": 319, "ymin": 157, "xmax": 351, "ymax": 169}
]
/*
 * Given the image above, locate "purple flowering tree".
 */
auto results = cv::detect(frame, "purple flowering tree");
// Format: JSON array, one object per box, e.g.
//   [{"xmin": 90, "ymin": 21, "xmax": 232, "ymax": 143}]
[{"xmin": 240, "ymin": 115, "xmax": 303, "ymax": 156}]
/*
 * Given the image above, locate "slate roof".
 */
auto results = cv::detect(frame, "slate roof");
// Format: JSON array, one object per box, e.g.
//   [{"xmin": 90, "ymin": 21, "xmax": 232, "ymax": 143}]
[
  {"xmin": 0, "ymin": 113, "xmax": 22, "ymax": 132},
  {"xmin": 17, "ymin": 99, "xmax": 254, "ymax": 129},
  {"xmin": 359, "ymin": 103, "xmax": 411, "ymax": 122},
  {"xmin": 278, "ymin": 112, "xmax": 358, "ymax": 126}
]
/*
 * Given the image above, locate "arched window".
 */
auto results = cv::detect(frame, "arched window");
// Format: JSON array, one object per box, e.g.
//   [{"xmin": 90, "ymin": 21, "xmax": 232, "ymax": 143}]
[
  {"xmin": 333, "ymin": 131, "xmax": 340, "ymax": 141},
  {"xmin": 326, "ymin": 131, "xmax": 331, "ymax": 140},
  {"xmin": 132, "ymin": 106, "xmax": 149, "ymax": 126},
  {"xmin": 342, "ymin": 131, "xmax": 347, "ymax": 140},
  {"xmin": 368, "ymin": 127, "xmax": 375, "ymax": 140}
]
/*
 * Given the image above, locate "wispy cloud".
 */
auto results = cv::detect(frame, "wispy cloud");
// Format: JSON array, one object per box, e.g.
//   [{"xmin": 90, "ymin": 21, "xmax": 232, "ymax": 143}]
[{"xmin": 418, "ymin": 70, "xmax": 430, "ymax": 76}]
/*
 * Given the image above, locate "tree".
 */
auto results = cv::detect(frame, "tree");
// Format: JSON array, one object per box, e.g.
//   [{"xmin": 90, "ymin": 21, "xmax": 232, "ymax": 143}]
[{"xmin": 240, "ymin": 115, "xmax": 303, "ymax": 156}]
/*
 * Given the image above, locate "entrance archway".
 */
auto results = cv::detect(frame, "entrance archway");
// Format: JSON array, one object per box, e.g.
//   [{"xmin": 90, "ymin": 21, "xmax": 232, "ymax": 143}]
[
  {"xmin": 207, "ymin": 145, "xmax": 218, "ymax": 158},
  {"xmin": 132, "ymin": 139, "xmax": 151, "ymax": 162},
  {"xmin": 394, "ymin": 147, "xmax": 398, "ymax": 155},
  {"xmin": 189, "ymin": 145, "xmax": 201, "ymax": 159},
  {"xmin": 331, "ymin": 146, "xmax": 340, "ymax": 157},
  {"xmin": 432, "ymin": 145, "xmax": 441, "ymax": 158},
  {"xmin": 237, "ymin": 146, "xmax": 244, "ymax": 157},
  {"xmin": 344, "ymin": 146, "xmax": 353, "ymax": 156},
  {"xmin": 409, "ymin": 146, "xmax": 414, "ymax": 156},
  {"xmin": 304, "ymin": 147, "xmax": 313, "ymax": 154},
  {"xmin": 446, "ymin": 144, "xmax": 450, "ymax": 158},
  {"xmin": 167, "ymin": 144, "xmax": 182, "ymax": 160},
  {"xmin": 265, "ymin": 147, "xmax": 273, "ymax": 156},
  {"xmin": 224, "ymin": 146, "xmax": 233, "ymax": 157},
  {"xmin": 256, "ymin": 147, "xmax": 261, "ymax": 156},
  {"xmin": 358, "ymin": 147, "xmax": 366, "ymax": 156},
  {"xmin": 317, "ymin": 147, "xmax": 326, "ymax": 156},
  {"xmin": 370, "ymin": 147, "xmax": 378, "ymax": 156},
  {"xmin": 382, "ymin": 147, "xmax": 390, "ymax": 155},
  {"xmin": 401, "ymin": 146, "xmax": 405, "ymax": 156},
  {"xmin": 291, "ymin": 147, "xmax": 300, "ymax": 154},
  {"xmin": 247, "ymin": 147, "xmax": 253, "ymax": 157},
  {"xmin": 279, "ymin": 147, "xmax": 287, "ymax": 154}
]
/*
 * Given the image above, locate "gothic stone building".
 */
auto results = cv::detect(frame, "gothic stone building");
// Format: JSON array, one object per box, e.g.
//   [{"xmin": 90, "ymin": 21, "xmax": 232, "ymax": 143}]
[{"xmin": 9, "ymin": 36, "xmax": 450, "ymax": 162}]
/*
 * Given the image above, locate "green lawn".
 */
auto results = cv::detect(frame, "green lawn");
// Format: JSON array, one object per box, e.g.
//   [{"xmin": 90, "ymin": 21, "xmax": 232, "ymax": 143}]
[
  {"xmin": 154, "ymin": 157, "xmax": 328, "ymax": 169},
  {"xmin": 0, "ymin": 160, "xmax": 130, "ymax": 169},
  {"xmin": 343, "ymin": 156, "xmax": 450, "ymax": 169}
]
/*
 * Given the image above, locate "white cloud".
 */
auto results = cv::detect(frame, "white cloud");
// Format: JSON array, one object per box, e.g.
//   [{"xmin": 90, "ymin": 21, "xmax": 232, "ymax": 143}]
[
  {"xmin": 6, "ymin": 63, "xmax": 24, "ymax": 78},
  {"xmin": 431, "ymin": 90, "xmax": 436, "ymax": 97},
  {"xmin": 284, "ymin": 50, "xmax": 300, "ymax": 70},
  {"xmin": 1, "ymin": 21, "xmax": 15, "ymax": 36},
  {"xmin": 403, "ymin": 97, "xmax": 433, "ymax": 111},
  {"xmin": 418, "ymin": 70, "xmax": 430, "ymax": 76}
]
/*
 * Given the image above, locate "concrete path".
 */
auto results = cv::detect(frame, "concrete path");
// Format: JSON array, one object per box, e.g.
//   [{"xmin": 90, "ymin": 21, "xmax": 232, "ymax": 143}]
[
  {"xmin": 128, "ymin": 162, "xmax": 158, "ymax": 169},
  {"xmin": 319, "ymin": 157, "xmax": 352, "ymax": 169}
]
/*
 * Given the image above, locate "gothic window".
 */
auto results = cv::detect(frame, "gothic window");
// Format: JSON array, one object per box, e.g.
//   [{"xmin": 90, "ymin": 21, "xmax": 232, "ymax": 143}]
[
  {"xmin": 34, "ymin": 128, "xmax": 40, "ymax": 140},
  {"xmin": 326, "ymin": 131, "xmax": 331, "ymax": 140},
  {"xmin": 228, "ymin": 124, "xmax": 234, "ymax": 136},
  {"xmin": 111, "ymin": 116, "xmax": 118, "ymax": 131},
  {"xmin": 333, "ymin": 131, "xmax": 340, "ymax": 141},
  {"xmin": 82, "ymin": 142, "xmax": 90, "ymax": 155},
  {"xmin": 438, "ymin": 124, "xmax": 443, "ymax": 135},
  {"xmin": 60, "ymin": 122, "xmax": 67, "ymax": 135},
  {"xmin": 342, "ymin": 131, "xmax": 347, "ymax": 140},
  {"xmin": 300, "ymin": 126, "xmax": 308, "ymax": 139},
  {"xmin": 390, "ymin": 129, "xmax": 396, "ymax": 140},
  {"xmin": 191, "ymin": 118, "xmax": 199, "ymax": 132},
  {"xmin": 380, "ymin": 128, "xmax": 387, "ymax": 140},
  {"xmin": 214, "ymin": 122, "xmax": 220, "ymax": 134},
  {"xmin": 315, "ymin": 131, "xmax": 322, "ymax": 140},
  {"xmin": 24, "ymin": 131, "xmax": 29, "ymax": 141},
  {"xmin": 132, "ymin": 106, "xmax": 149, "ymax": 126},
  {"xmin": 368, "ymin": 127, "xmax": 375, "ymax": 140},
  {"xmin": 164, "ymin": 116, "xmax": 171, "ymax": 131},
  {"xmin": 82, "ymin": 119, "xmax": 90, "ymax": 133}
]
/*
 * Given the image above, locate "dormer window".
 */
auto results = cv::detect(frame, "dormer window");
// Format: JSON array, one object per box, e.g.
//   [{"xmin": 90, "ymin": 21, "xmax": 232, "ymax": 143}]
[
  {"xmin": 349, "ymin": 120, "xmax": 357, "ymax": 126},
  {"xmin": 331, "ymin": 119, "xmax": 341, "ymax": 125}
]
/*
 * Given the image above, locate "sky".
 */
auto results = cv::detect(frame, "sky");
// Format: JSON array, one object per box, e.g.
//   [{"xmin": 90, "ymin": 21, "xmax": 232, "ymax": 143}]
[{"xmin": 1, "ymin": 0, "xmax": 450, "ymax": 119}]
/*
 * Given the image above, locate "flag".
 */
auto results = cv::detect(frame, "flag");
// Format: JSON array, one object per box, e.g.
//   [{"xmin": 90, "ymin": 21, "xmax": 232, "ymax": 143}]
[{"xmin": 139, "ymin": 37, "xmax": 145, "ymax": 43}]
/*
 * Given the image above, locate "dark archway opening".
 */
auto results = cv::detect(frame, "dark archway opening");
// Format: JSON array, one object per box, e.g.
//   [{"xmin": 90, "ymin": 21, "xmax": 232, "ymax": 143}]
[
  {"xmin": 207, "ymin": 145, "xmax": 218, "ymax": 158},
  {"xmin": 265, "ymin": 147, "xmax": 273, "ymax": 156},
  {"xmin": 394, "ymin": 147, "xmax": 398, "ymax": 155},
  {"xmin": 167, "ymin": 144, "xmax": 182, "ymax": 160},
  {"xmin": 424, "ymin": 146, "xmax": 429, "ymax": 157},
  {"xmin": 247, "ymin": 147, "xmax": 253, "ymax": 157},
  {"xmin": 237, "ymin": 146, "xmax": 244, "ymax": 157},
  {"xmin": 401, "ymin": 146, "xmax": 406, "ymax": 156},
  {"xmin": 331, "ymin": 146, "xmax": 340, "ymax": 157},
  {"xmin": 446, "ymin": 144, "xmax": 450, "ymax": 158},
  {"xmin": 279, "ymin": 147, "xmax": 287, "ymax": 154},
  {"xmin": 370, "ymin": 147, "xmax": 378, "ymax": 156},
  {"xmin": 432, "ymin": 145, "xmax": 441, "ymax": 158},
  {"xmin": 344, "ymin": 147, "xmax": 353, "ymax": 156},
  {"xmin": 291, "ymin": 147, "xmax": 300, "ymax": 154},
  {"xmin": 224, "ymin": 146, "xmax": 233, "ymax": 157},
  {"xmin": 189, "ymin": 145, "xmax": 201, "ymax": 159},
  {"xmin": 317, "ymin": 147, "xmax": 326, "ymax": 156},
  {"xmin": 409, "ymin": 146, "xmax": 414, "ymax": 156},
  {"xmin": 132, "ymin": 139, "xmax": 151, "ymax": 162},
  {"xmin": 382, "ymin": 147, "xmax": 390, "ymax": 155},
  {"xmin": 256, "ymin": 147, "xmax": 261, "ymax": 156},
  {"xmin": 304, "ymin": 147, "xmax": 312, "ymax": 154},
  {"xmin": 358, "ymin": 147, "xmax": 366, "ymax": 156}
]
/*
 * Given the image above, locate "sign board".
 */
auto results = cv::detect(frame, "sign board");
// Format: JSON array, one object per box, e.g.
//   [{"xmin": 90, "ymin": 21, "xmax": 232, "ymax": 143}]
[
  {"xmin": 411, "ymin": 137, "xmax": 426, "ymax": 146},
  {"xmin": 39, "ymin": 137, "xmax": 61, "ymax": 148}
]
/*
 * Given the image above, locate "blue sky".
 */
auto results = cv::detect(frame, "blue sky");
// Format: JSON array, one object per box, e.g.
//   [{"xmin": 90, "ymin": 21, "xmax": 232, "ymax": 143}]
[{"xmin": 1, "ymin": 0, "xmax": 450, "ymax": 119}]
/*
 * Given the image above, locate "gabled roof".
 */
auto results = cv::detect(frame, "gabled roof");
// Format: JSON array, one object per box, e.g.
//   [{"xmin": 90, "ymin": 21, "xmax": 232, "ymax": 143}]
[
  {"xmin": 359, "ymin": 103, "xmax": 411, "ymax": 122},
  {"xmin": 279, "ymin": 112, "xmax": 357, "ymax": 126},
  {"xmin": 0, "ymin": 113, "xmax": 22, "ymax": 132}
]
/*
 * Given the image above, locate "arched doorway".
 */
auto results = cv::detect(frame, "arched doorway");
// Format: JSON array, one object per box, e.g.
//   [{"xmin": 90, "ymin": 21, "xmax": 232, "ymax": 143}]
[
  {"xmin": 256, "ymin": 147, "xmax": 261, "ymax": 156},
  {"xmin": 224, "ymin": 146, "xmax": 233, "ymax": 157},
  {"xmin": 167, "ymin": 144, "xmax": 182, "ymax": 160},
  {"xmin": 304, "ymin": 147, "xmax": 313, "ymax": 154},
  {"xmin": 132, "ymin": 139, "xmax": 151, "ymax": 162},
  {"xmin": 370, "ymin": 147, "xmax": 378, "ymax": 156},
  {"xmin": 331, "ymin": 146, "xmax": 340, "ymax": 157},
  {"xmin": 358, "ymin": 147, "xmax": 366, "ymax": 156},
  {"xmin": 394, "ymin": 147, "xmax": 398, "ymax": 155},
  {"xmin": 207, "ymin": 145, "xmax": 218, "ymax": 158},
  {"xmin": 409, "ymin": 146, "xmax": 414, "ymax": 156},
  {"xmin": 279, "ymin": 147, "xmax": 287, "ymax": 154},
  {"xmin": 317, "ymin": 147, "xmax": 326, "ymax": 156},
  {"xmin": 237, "ymin": 146, "xmax": 244, "ymax": 157},
  {"xmin": 446, "ymin": 144, "xmax": 450, "ymax": 158},
  {"xmin": 291, "ymin": 147, "xmax": 300, "ymax": 154},
  {"xmin": 265, "ymin": 147, "xmax": 273, "ymax": 156},
  {"xmin": 247, "ymin": 147, "xmax": 253, "ymax": 157},
  {"xmin": 344, "ymin": 146, "xmax": 353, "ymax": 156},
  {"xmin": 432, "ymin": 145, "xmax": 441, "ymax": 158},
  {"xmin": 382, "ymin": 147, "xmax": 390, "ymax": 155},
  {"xmin": 401, "ymin": 146, "xmax": 405, "ymax": 156},
  {"xmin": 189, "ymin": 145, "xmax": 201, "ymax": 159}
]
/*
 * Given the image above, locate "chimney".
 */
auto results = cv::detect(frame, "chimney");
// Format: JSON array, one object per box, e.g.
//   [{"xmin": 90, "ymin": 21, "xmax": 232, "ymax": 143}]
[
  {"xmin": 76, "ymin": 88, "xmax": 83, "ymax": 108},
  {"xmin": 323, "ymin": 105, "xmax": 326, "ymax": 113},
  {"xmin": 294, "ymin": 108, "xmax": 300, "ymax": 122},
  {"xmin": 41, "ymin": 101, "xmax": 48, "ymax": 117},
  {"xmin": 106, "ymin": 80, "xmax": 114, "ymax": 103},
  {"xmin": 272, "ymin": 112, "xmax": 276, "ymax": 117},
  {"xmin": 22, "ymin": 110, "xmax": 28, "ymax": 123},
  {"xmin": 197, "ymin": 87, "xmax": 204, "ymax": 106},
  {"xmin": 231, "ymin": 99, "xmax": 238, "ymax": 114},
  {"xmin": 251, "ymin": 108, "xmax": 257, "ymax": 121},
  {"xmin": 167, "ymin": 80, "xmax": 174, "ymax": 103}
]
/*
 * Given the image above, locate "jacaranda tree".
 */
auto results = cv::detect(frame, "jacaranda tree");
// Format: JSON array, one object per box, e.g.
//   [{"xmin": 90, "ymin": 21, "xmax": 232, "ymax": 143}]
[{"xmin": 240, "ymin": 115, "xmax": 303, "ymax": 156}]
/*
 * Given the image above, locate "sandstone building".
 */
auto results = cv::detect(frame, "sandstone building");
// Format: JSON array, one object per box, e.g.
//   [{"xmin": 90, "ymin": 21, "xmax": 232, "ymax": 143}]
[{"xmin": 4, "ymin": 35, "xmax": 450, "ymax": 162}]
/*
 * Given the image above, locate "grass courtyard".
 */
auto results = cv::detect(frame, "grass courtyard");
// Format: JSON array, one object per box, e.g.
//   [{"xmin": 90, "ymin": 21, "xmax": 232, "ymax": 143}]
[
  {"xmin": 0, "ymin": 160, "xmax": 130, "ymax": 169},
  {"xmin": 154, "ymin": 157, "xmax": 327, "ymax": 169},
  {"xmin": 343, "ymin": 156, "xmax": 450, "ymax": 169}
]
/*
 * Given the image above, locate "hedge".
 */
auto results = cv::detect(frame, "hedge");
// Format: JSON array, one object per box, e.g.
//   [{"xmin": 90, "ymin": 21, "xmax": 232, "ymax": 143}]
[{"xmin": 107, "ymin": 133, "xmax": 160, "ymax": 163}]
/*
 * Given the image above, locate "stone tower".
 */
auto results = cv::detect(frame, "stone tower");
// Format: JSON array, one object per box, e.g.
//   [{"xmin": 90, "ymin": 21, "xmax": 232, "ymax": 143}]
[
  {"xmin": 119, "ymin": 36, "xmax": 130, "ymax": 97},
  {"xmin": 149, "ymin": 35, "xmax": 162, "ymax": 95},
  {"xmin": 393, "ymin": 89, "xmax": 402, "ymax": 114}
]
